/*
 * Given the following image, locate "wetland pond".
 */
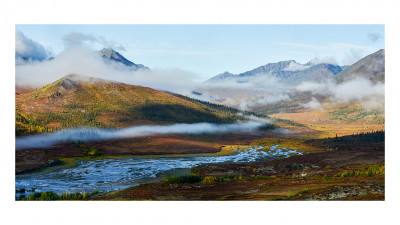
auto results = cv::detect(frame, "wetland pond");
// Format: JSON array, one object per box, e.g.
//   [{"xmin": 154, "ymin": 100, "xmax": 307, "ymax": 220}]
[{"xmin": 15, "ymin": 145, "xmax": 302, "ymax": 196}]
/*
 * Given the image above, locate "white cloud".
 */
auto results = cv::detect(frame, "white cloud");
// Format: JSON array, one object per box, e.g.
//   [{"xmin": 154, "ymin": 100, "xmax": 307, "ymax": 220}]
[
  {"xmin": 296, "ymin": 77, "xmax": 384, "ymax": 103},
  {"xmin": 63, "ymin": 32, "xmax": 126, "ymax": 51},
  {"xmin": 301, "ymin": 97, "xmax": 323, "ymax": 110},
  {"xmin": 309, "ymin": 56, "xmax": 338, "ymax": 65},
  {"xmin": 15, "ymin": 30, "xmax": 49, "ymax": 61},
  {"xmin": 333, "ymin": 77, "xmax": 384, "ymax": 102},
  {"xmin": 283, "ymin": 61, "xmax": 311, "ymax": 71}
]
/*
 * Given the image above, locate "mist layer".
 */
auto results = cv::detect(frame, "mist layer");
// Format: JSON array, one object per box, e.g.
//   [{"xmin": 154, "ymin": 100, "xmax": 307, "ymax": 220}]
[{"xmin": 15, "ymin": 121, "xmax": 266, "ymax": 150}]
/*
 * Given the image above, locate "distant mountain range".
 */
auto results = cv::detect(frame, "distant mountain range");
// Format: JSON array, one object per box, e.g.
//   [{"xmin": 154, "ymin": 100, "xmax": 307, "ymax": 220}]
[
  {"xmin": 206, "ymin": 50, "xmax": 384, "ymax": 87},
  {"xmin": 197, "ymin": 49, "xmax": 385, "ymax": 111},
  {"xmin": 206, "ymin": 59, "xmax": 347, "ymax": 86},
  {"xmin": 15, "ymin": 74, "xmax": 241, "ymax": 135}
]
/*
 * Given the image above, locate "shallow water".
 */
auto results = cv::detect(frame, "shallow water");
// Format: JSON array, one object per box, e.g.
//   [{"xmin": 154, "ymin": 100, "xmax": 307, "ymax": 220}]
[{"xmin": 15, "ymin": 145, "xmax": 301, "ymax": 196}]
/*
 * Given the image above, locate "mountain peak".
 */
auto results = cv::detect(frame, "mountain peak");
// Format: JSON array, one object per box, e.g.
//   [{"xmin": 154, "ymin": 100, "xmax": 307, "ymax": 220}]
[{"xmin": 98, "ymin": 48, "xmax": 149, "ymax": 70}]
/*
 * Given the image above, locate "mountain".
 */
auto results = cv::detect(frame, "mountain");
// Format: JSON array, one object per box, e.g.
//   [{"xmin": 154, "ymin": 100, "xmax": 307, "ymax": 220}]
[
  {"xmin": 206, "ymin": 60, "xmax": 296, "ymax": 83},
  {"xmin": 207, "ymin": 71, "xmax": 236, "ymax": 82},
  {"xmin": 284, "ymin": 63, "xmax": 343, "ymax": 85},
  {"xmin": 15, "ymin": 74, "xmax": 241, "ymax": 135},
  {"xmin": 334, "ymin": 49, "xmax": 385, "ymax": 84},
  {"xmin": 237, "ymin": 60, "xmax": 296, "ymax": 79},
  {"xmin": 205, "ymin": 60, "xmax": 343, "ymax": 86},
  {"xmin": 256, "ymin": 49, "xmax": 385, "ymax": 114},
  {"xmin": 99, "ymin": 48, "xmax": 149, "ymax": 71}
]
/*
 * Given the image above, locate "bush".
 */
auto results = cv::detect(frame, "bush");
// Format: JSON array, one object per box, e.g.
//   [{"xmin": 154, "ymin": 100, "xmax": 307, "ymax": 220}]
[
  {"xmin": 336, "ymin": 164, "xmax": 384, "ymax": 178},
  {"xmin": 201, "ymin": 176, "xmax": 217, "ymax": 184},
  {"xmin": 291, "ymin": 163, "xmax": 301, "ymax": 171},
  {"xmin": 84, "ymin": 146, "xmax": 101, "ymax": 156}
]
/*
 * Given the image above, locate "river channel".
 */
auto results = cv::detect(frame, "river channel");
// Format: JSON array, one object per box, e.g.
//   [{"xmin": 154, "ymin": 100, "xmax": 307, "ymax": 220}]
[{"xmin": 15, "ymin": 145, "xmax": 301, "ymax": 196}]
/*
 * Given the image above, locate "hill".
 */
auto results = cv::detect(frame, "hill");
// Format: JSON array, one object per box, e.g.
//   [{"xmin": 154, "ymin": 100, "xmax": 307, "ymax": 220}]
[{"xmin": 15, "ymin": 74, "xmax": 242, "ymax": 135}]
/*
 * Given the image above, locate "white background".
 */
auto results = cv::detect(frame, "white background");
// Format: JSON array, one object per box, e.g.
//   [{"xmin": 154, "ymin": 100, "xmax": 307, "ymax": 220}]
[{"xmin": 1, "ymin": 0, "xmax": 399, "ymax": 224}]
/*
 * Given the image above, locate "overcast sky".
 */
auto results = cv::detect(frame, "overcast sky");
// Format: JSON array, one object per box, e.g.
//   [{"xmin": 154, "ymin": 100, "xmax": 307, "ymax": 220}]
[{"xmin": 16, "ymin": 24, "xmax": 384, "ymax": 81}]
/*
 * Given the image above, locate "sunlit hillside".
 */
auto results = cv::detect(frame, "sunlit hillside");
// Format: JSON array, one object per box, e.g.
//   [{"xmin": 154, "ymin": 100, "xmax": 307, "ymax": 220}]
[{"xmin": 15, "ymin": 74, "xmax": 242, "ymax": 135}]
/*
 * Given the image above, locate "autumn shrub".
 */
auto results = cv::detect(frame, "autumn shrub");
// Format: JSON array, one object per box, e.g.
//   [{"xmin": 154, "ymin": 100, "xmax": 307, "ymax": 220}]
[
  {"xmin": 336, "ymin": 164, "xmax": 384, "ymax": 178},
  {"xmin": 84, "ymin": 146, "xmax": 101, "ymax": 156},
  {"xmin": 201, "ymin": 176, "xmax": 217, "ymax": 184}
]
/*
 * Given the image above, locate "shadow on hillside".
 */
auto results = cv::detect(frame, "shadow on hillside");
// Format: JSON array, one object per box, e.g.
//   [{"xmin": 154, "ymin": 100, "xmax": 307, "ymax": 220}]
[{"xmin": 134, "ymin": 103, "xmax": 237, "ymax": 124}]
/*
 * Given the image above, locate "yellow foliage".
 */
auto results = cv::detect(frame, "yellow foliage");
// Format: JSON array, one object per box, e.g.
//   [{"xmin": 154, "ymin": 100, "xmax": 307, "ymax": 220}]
[{"xmin": 201, "ymin": 176, "xmax": 217, "ymax": 184}]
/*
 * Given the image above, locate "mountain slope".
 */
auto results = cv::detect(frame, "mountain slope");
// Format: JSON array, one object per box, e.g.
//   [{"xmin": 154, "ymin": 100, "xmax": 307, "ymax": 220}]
[
  {"xmin": 334, "ymin": 49, "xmax": 385, "ymax": 84},
  {"xmin": 206, "ymin": 60, "xmax": 296, "ymax": 83},
  {"xmin": 237, "ymin": 60, "xmax": 296, "ymax": 79},
  {"xmin": 284, "ymin": 63, "xmax": 343, "ymax": 85},
  {"xmin": 99, "ymin": 48, "xmax": 149, "ymax": 71},
  {"xmin": 15, "ymin": 74, "xmax": 241, "ymax": 135}
]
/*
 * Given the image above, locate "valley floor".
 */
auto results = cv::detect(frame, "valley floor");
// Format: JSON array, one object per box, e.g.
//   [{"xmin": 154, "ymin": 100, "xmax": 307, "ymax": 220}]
[
  {"xmin": 93, "ymin": 147, "xmax": 384, "ymax": 201},
  {"xmin": 16, "ymin": 113, "xmax": 384, "ymax": 201}
]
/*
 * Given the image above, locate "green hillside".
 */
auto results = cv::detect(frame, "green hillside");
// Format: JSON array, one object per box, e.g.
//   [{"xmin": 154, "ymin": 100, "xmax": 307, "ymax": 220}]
[{"xmin": 15, "ymin": 74, "xmax": 242, "ymax": 136}]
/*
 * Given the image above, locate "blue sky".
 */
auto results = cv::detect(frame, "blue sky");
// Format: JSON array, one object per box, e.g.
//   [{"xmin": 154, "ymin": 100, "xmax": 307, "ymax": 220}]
[{"xmin": 16, "ymin": 24, "xmax": 384, "ymax": 80}]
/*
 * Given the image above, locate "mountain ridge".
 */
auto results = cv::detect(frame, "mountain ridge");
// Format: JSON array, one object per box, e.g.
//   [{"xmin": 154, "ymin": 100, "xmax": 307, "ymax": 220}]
[{"xmin": 206, "ymin": 59, "xmax": 343, "ymax": 85}]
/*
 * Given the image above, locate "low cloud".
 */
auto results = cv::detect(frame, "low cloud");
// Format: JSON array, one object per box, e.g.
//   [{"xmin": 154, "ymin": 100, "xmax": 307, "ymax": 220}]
[
  {"xmin": 227, "ymin": 93, "xmax": 291, "ymax": 111},
  {"xmin": 15, "ymin": 119, "xmax": 269, "ymax": 150},
  {"xmin": 196, "ymin": 70, "xmax": 384, "ymax": 111},
  {"xmin": 332, "ymin": 77, "xmax": 384, "ymax": 102},
  {"xmin": 196, "ymin": 73, "xmax": 291, "ymax": 111},
  {"xmin": 301, "ymin": 97, "xmax": 323, "ymax": 110},
  {"xmin": 15, "ymin": 30, "xmax": 49, "ymax": 62},
  {"xmin": 296, "ymin": 77, "xmax": 384, "ymax": 103}
]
